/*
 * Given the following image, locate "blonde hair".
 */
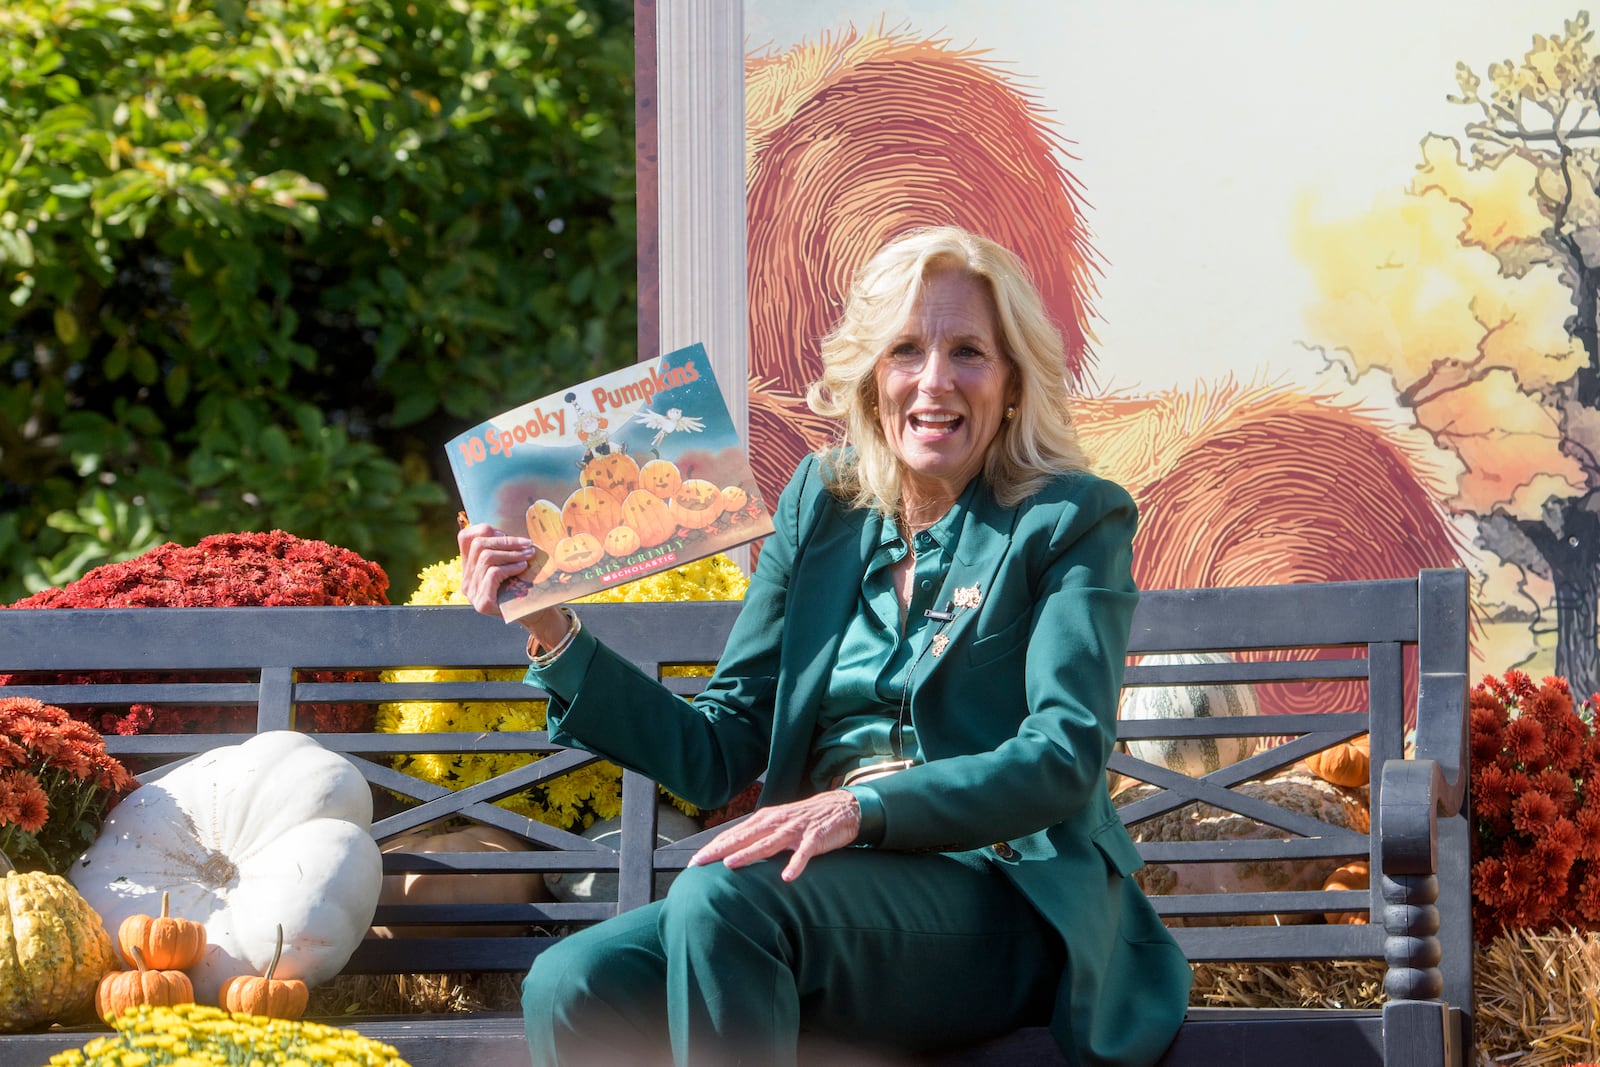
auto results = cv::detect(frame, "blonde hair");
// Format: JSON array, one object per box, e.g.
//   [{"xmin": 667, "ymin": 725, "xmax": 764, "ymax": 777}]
[{"xmin": 807, "ymin": 226, "xmax": 1090, "ymax": 512}]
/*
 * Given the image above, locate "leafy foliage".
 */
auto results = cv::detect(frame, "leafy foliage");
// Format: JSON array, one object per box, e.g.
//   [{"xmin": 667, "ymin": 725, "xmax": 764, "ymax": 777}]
[{"xmin": 0, "ymin": 0, "xmax": 637, "ymax": 602}]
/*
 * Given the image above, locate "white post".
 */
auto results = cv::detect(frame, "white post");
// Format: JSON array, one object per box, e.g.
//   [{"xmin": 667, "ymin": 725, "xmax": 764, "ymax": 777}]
[{"xmin": 653, "ymin": 0, "xmax": 749, "ymax": 569}]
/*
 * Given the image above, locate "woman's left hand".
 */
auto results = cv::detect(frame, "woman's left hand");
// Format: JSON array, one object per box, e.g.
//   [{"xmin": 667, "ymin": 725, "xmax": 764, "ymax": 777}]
[{"xmin": 688, "ymin": 790, "xmax": 861, "ymax": 882}]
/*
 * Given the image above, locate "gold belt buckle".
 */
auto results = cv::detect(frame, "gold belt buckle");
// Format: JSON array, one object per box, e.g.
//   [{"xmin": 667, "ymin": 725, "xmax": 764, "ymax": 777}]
[{"xmin": 838, "ymin": 759, "xmax": 915, "ymax": 789}]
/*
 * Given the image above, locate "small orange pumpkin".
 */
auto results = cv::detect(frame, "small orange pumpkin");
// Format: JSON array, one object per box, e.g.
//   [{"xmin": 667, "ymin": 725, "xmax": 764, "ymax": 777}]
[
  {"xmin": 1321, "ymin": 860, "xmax": 1371, "ymax": 925},
  {"xmin": 719, "ymin": 485, "xmax": 748, "ymax": 513},
  {"xmin": 561, "ymin": 486, "xmax": 624, "ymax": 540},
  {"xmin": 639, "ymin": 458, "xmax": 682, "ymax": 500},
  {"xmin": 218, "ymin": 924, "xmax": 308, "ymax": 1019},
  {"xmin": 621, "ymin": 489, "xmax": 678, "ymax": 547},
  {"xmin": 603, "ymin": 525, "xmax": 641, "ymax": 558},
  {"xmin": 580, "ymin": 452, "xmax": 641, "ymax": 500},
  {"xmin": 554, "ymin": 533, "xmax": 605, "ymax": 573},
  {"xmin": 96, "ymin": 946, "xmax": 194, "ymax": 1022},
  {"xmin": 671, "ymin": 479, "xmax": 725, "ymax": 530},
  {"xmin": 1302, "ymin": 734, "xmax": 1370, "ymax": 788},
  {"xmin": 117, "ymin": 891, "xmax": 206, "ymax": 971}
]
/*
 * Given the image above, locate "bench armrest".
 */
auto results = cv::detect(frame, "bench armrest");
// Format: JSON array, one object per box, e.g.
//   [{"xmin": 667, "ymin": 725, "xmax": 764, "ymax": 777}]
[
  {"xmin": 1377, "ymin": 756, "xmax": 1453, "ymax": 1008},
  {"xmin": 1378, "ymin": 757, "xmax": 1455, "ymax": 877}
]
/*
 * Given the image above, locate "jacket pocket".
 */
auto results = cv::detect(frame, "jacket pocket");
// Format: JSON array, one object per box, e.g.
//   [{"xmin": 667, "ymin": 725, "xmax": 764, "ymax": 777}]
[
  {"xmin": 967, "ymin": 612, "xmax": 1029, "ymax": 667},
  {"xmin": 1090, "ymin": 819, "xmax": 1145, "ymax": 877}
]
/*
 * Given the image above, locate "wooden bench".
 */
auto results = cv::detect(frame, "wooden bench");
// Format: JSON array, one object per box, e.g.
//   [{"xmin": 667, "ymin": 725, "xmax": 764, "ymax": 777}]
[{"xmin": 0, "ymin": 569, "xmax": 1471, "ymax": 1066}]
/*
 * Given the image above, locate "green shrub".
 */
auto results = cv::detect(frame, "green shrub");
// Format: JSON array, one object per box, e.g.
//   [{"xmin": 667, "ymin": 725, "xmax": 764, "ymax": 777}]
[{"xmin": 0, "ymin": 0, "xmax": 637, "ymax": 601}]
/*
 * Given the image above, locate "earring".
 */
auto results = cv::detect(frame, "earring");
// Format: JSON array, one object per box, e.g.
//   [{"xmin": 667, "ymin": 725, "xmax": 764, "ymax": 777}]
[{"xmin": 1004, "ymin": 405, "xmax": 1017, "ymax": 421}]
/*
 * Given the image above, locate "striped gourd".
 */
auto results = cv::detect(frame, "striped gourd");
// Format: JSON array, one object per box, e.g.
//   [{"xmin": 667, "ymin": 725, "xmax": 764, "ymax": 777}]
[{"xmin": 1119, "ymin": 652, "xmax": 1257, "ymax": 777}]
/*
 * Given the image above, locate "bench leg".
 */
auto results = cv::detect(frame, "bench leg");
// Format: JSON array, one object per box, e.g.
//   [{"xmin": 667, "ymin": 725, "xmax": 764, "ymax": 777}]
[{"xmin": 1382, "ymin": 1000, "xmax": 1457, "ymax": 1067}]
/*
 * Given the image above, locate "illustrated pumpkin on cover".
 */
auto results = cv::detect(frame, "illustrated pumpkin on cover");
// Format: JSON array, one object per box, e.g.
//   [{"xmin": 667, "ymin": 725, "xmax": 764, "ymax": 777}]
[
  {"xmin": 580, "ymin": 452, "xmax": 641, "ymax": 501},
  {"xmin": 639, "ymin": 458, "xmax": 682, "ymax": 500},
  {"xmin": 0, "ymin": 870, "xmax": 117, "ymax": 1032},
  {"xmin": 604, "ymin": 525, "xmax": 641, "ymax": 558},
  {"xmin": 70, "ymin": 731, "xmax": 384, "ymax": 1005},
  {"xmin": 622, "ymin": 488, "xmax": 678, "ymax": 547},
  {"xmin": 672, "ymin": 478, "xmax": 726, "ymax": 529},
  {"xmin": 523, "ymin": 499, "xmax": 565, "ymax": 581},
  {"xmin": 561, "ymin": 486, "xmax": 624, "ymax": 539},
  {"xmin": 554, "ymin": 532, "xmax": 605, "ymax": 573}
]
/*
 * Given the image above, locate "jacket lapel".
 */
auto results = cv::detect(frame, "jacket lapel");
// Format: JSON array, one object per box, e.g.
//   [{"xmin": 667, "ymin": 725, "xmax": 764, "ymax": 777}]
[{"xmin": 922, "ymin": 484, "xmax": 1017, "ymax": 675}]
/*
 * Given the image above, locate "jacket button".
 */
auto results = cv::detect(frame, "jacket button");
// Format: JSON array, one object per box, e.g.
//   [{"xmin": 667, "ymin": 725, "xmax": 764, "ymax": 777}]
[{"xmin": 991, "ymin": 842, "xmax": 1016, "ymax": 860}]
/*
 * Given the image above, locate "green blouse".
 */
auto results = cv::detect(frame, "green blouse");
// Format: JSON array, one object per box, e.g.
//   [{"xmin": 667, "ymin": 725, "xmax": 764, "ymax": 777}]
[{"xmin": 808, "ymin": 481, "xmax": 979, "ymax": 844}]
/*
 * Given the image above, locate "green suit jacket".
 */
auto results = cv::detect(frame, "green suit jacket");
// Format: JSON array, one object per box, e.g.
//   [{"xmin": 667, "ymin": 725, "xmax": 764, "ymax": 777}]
[{"xmin": 530, "ymin": 453, "xmax": 1192, "ymax": 1066}]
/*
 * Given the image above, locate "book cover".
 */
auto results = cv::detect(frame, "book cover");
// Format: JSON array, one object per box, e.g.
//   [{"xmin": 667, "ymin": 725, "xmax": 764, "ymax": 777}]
[{"xmin": 446, "ymin": 343, "xmax": 775, "ymax": 621}]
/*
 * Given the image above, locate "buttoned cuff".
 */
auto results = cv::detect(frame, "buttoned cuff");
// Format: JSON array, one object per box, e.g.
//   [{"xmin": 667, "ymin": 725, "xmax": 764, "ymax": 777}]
[{"xmin": 844, "ymin": 784, "xmax": 886, "ymax": 846}]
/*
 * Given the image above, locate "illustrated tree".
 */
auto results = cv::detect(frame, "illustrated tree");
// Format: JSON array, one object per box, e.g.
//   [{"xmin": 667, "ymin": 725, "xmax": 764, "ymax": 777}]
[
  {"xmin": 0, "ymin": 0, "xmax": 636, "ymax": 602},
  {"xmin": 1296, "ymin": 13, "xmax": 1600, "ymax": 694}
]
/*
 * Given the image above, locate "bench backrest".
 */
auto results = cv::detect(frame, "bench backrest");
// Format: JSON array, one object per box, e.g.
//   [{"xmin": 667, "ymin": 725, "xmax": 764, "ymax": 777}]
[{"xmin": 0, "ymin": 570, "xmax": 1471, "ymax": 1013}]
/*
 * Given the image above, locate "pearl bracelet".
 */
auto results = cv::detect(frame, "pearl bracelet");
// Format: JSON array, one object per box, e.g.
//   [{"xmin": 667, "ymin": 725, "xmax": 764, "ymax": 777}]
[{"xmin": 526, "ymin": 608, "xmax": 581, "ymax": 666}]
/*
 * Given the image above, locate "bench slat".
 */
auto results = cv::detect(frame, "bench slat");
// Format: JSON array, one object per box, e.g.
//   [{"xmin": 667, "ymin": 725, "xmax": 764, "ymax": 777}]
[{"xmin": 0, "ymin": 572, "xmax": 1471, "ymax": 1065}]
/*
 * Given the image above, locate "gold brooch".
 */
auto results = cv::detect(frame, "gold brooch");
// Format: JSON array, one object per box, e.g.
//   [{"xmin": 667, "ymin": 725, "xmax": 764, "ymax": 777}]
[
  {"xmin": 952, "ymin": 584, "xmax": 982, "ymax": 610},
  {"xmin": 930, "ymin": 633, "xmax": 950, "ymax": 658}
]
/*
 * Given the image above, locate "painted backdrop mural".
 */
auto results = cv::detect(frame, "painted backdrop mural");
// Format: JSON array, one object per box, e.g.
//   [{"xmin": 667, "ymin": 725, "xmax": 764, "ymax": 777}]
[{"xmin": 740, "ymin": 1, "xmax": 1600, "ymax": 695}]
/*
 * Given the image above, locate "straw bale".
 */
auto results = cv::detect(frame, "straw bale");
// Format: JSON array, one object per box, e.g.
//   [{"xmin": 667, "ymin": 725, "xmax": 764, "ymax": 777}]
[
  {"xmin": 1189, "ymin": 958, "xmax": 1385, "ymax": 1010},
  {"xmin": 1474, "ymin": 928, "xmax": 1600, "ymax": 1067},
  {"xmin": 307, "ymin": 971, "xmax": 522, "ymax": 1015}
]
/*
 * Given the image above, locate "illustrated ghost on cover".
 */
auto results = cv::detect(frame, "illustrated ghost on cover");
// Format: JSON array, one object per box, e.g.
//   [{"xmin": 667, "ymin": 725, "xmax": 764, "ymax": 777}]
[{"xmin": 633, "ymin": 406, "xmax": 706, "ymax": 455}]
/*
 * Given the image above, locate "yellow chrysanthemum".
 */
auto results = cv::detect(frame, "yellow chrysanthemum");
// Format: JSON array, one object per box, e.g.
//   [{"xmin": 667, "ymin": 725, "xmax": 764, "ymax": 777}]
[
  {"xmin": 50, "ymin": 1004, "xmax": 410, "ymax": 1066},
  {"xmin": 376, "ymin": 555, "xmax": 745, "ymax": 829}
]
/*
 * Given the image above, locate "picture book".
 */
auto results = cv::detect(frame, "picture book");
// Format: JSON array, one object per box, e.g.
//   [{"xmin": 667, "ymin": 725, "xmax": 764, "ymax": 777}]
[{"xmin": 445, "ymin": 343, "xmax": 775, "ymax": 621}]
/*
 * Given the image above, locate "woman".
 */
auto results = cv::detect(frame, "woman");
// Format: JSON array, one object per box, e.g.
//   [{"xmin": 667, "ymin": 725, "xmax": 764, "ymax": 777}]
[{"xmin": 460, "ymin": 226, "xmax": 1191, "ymax": 1066}]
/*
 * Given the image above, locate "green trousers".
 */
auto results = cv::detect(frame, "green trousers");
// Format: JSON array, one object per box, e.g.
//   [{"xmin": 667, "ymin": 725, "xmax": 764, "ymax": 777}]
[{"xmin": 521, "ymin": 848, "xmax": 1063, "ymax": 1067}]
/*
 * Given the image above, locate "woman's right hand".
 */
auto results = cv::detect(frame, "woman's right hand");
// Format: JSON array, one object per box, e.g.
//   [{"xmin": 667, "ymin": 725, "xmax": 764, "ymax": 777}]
[
  {"xmin": 457, "ymin": 523, "xmax": 545, "ymax": 618},
  {"xmin": 458, "ymin": 525, "xmax": 575, "ymax": 652}
]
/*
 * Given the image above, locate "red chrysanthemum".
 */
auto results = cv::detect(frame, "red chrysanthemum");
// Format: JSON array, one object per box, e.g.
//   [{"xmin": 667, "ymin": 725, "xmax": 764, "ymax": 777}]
[
  {"xmin": 1505, "ymin": 716, "xmax": 1547, "ymax": 766},
  {"xmin": 1470, "ymin": 704, "xmax": 1506, "ymax": 764},
  {"xmin": 1471, "ymin": 670, "xmax": 1600, "ymax": 941},
  {"xmin": 1531, "ymin": 767, "xmax": 1579, "ymax": 814},
  {"xmin": 0, "ymin": 769, "xmax": 51, "ymax": 834},
  {"xmin": 0, "ymin": 697, "xmax": 137, "ymax": 874},
  {"xmin": 1, "ymin": 531, "xmax": 391, "ymax": 736},
  {"xmin": 1513, "ymin": 790, "xmax": 1562, "ymax": 836},
  {"xmin": 1578, "ymin": 807, "xmax": 1600, "ymax": 860}
]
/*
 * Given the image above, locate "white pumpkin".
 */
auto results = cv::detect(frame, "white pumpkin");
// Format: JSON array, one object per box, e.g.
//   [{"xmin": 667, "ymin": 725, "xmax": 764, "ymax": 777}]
[
  {"xmin": 70, "ymin": 731, "xmax": 383, "ymax": 1004},
  {"xmin": 1119, "ymin": 652, "xmax": 1258, "ymax": 778}
]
